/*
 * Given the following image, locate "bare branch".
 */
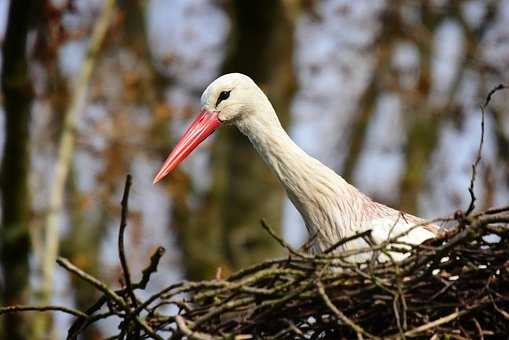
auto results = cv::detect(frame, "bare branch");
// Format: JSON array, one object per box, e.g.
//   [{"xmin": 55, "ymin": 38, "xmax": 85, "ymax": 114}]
[
  {"xmin": 0, "ymin": 305, "xmax": 86, "ymax": 318},
  {"xmin": 316, "ymin": 280, "xmax": 379, "ymax": 339},
  {"xmin": 465, "ymin": 83, "xmax": 508, "ymax": 215},
  {"xmin": 118, "ymin": 174, "xmax": 137, "ymax": 309},
  {"xmin": 137, "ymin": 246, "xmax": 166, "ymax": 289}
]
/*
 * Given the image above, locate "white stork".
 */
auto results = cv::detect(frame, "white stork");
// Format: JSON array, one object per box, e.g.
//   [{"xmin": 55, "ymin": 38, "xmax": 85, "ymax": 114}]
[{"xmin": 154, "ymin": 73, "xmax": 439, "ymax": 261}]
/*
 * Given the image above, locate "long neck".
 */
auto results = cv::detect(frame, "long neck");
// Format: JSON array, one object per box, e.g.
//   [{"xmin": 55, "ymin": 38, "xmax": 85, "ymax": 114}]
[
  {"xmin": 235, "ymin": 101, "xmax": 314, "ymax": 187},
  {"xmin": 235, "ymin": 100, "xmax": 369, "ymax": 234}
]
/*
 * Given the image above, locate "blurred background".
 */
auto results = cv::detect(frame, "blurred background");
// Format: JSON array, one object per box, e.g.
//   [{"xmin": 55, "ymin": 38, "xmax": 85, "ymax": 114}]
[{"xmin": 0, "ymin": 0, "xmax": 508, "ymax": 338}]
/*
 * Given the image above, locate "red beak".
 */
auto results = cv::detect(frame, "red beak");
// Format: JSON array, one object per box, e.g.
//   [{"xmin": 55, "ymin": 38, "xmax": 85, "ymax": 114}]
[{"xmin": 153, "ymin": 109, "xmax": 222, "ymax": 184}]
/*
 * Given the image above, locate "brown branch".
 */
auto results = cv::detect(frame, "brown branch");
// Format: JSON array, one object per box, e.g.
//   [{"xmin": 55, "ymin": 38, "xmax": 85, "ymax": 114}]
[
  {"xmin": 316, "ymin": 280, "xmax": 379, "ymax": 339},
  {"xmin": 260, "ymin": 219, "xmax": 308, "ymax": 258},
  {"xmin": 136, "ymin": 246, "xmax": 166, "ymax": 289},
  {"xmin": 118, "ymin": 174, "xmax": 137, "ymax": 309},
  {"xmin": 402, "ymin": 310, "xmax": 467, "ymax": 337},
  {"xmin": 175, "ymin": 316, "xmax": 215, "ymax": 340},
  {"xmin": 67, "ymin": 243, "xmax": 166, "ymax": 338},
  {"xmin": 56, "ymin": 257, "xmax": 162, "ymax": 340},
  {"xmin": 323, "ymin": 229, "xmax": 373, "ymax": 254},
  {"xmin": 465, "ymin": 83, "xmax": 508, "ymax": 215},
  {"xmin": 57, "ymin": 257, "xmax": 126, "ymax": 308},
  {"xmin": 0, "ymin": 305, "xmax": 87, "ymax": 318}
]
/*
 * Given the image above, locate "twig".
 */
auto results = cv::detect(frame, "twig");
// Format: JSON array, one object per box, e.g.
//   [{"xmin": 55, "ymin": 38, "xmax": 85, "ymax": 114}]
[
  {"xmin": 57, "ymin": 257, "xmax": 126, "ymax": 308},
  {"xmin": 175, "ymin": 316, "xmax": 215, "ymax": 340},
  {"xmin": 323, "ymin": 229, "xmax": 372, "ymax": 254},
  {"xmin": 465, "ymin": 83, "xmax": 507, "ymax": 215},
  {"xmin": 473, "ymin": 317, "xmax": 484, "ymax": 340},
  {"xmin": 0, "ymin": 305, "xmax": 87, "ymax": 318},
  {"xmin": 482, "ymin": 84, "xmax": 507, "ymax": 108},
  {"xmin": 68, "ymin": 244, "xmax": 166, "ymax": 337},
  {"xmin": 118, "ymin": 174, "xmax": 137, "ymax": 309},
  {"xmin": 66, "ymin": 296, "xmax": 109, "ymax": 339},
  {"xmin": 137, "ymin": 246, "xmax": 166, "ymax": 289},
  {"xmin": 56, "ymin": 257, "xmax": 163, "ymax": 340},
  {"xmin": 402, "ymin": 310, "xmax": 466, "ymax": 337},
  {"xmin": 67, "ymin": 310, "xmax": 117, "ymax": 339},
  {"xmin": 260, "ymin": 219, "xmax": 308, "ymax": 258},
  {"xmin": 316, "ymin": 280, "xmax": 379, "ymax": 339},
  {"xmin": 299, "ymin": 231, "xmax": 318, "ymax": 253}
]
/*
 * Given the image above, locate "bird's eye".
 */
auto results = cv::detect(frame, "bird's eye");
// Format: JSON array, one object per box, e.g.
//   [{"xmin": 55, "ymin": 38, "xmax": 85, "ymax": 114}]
[{"xmin": 216, "ymin": 90, "xmax": 231, "ymax": 107}]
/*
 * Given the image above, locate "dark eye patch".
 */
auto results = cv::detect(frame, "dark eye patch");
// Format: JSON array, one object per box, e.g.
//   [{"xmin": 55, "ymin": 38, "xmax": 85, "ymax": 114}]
[{"xmin": 216, "ymin": 90, "xmax": 231, "ymax": 107}]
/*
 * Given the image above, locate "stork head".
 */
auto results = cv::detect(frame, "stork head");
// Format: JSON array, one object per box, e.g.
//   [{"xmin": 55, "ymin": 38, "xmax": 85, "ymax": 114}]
[{"xmin": 153, "ymin": 73, "xmax": 267, "ymax": 183}]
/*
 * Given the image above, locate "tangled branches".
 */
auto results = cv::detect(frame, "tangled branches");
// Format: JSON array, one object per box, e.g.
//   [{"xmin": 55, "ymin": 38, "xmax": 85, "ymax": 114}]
[
  {"xmin": 125, "ymin": 207, "xmax": 509, "ymax": 339},
  {"xmin": 1, "ymin": 175, "xmax": 508, "ymax": 339}
]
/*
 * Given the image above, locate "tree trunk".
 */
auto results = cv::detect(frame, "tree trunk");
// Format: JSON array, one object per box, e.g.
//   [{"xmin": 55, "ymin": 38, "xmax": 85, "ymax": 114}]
[{"xmin": 0, "ymin": 1, "xmax": 35, "ymax": 339}]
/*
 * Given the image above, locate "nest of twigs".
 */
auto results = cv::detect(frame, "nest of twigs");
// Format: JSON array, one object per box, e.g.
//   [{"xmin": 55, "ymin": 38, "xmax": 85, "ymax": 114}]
[
  {"xmin": 132, "ymin": 210, "xmax": 509, "ymax": 339},
  {"xmin": 2, "ymin": 176, "xmax": 508, "ymax": 340},
  {"xmin": 67, "ymin": 176, "xmax": 509, "ymax": 340}
]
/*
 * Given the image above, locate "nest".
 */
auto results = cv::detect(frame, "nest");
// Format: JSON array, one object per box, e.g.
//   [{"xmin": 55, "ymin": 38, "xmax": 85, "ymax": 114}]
[
  {"xmin": 129, "ymin": 210, "xmax": 508, "ymax": 339},
  {"xmin": 67, "ymin": 199, "xmax": 508, "ymax": 339},
  {"xmin": 2, "ymin": 177, "xmax": 508, "ymax": 340}
]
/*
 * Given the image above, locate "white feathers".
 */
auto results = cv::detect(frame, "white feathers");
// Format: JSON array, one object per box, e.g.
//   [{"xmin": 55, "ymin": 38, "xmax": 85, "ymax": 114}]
[{"xmin": 204, "ymin": 73, "xmax": 439, "ymax": 261}]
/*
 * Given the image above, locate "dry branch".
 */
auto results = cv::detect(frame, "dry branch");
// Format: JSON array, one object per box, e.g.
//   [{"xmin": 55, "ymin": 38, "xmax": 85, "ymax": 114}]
[{"xmin": 465, "ymin": 83, "xmax": 507, "ymax": 215}]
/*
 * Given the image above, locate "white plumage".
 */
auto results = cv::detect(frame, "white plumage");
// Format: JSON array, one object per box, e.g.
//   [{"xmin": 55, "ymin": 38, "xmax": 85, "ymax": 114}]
[{"xmin": 155, "ymin": 73, "xmax": 440, "ymax": 261}]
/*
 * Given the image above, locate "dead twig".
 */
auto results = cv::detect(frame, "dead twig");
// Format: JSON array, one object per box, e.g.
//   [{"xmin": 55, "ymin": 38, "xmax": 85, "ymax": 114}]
[
  {"xmin": 0, "ymin": 305, "xmax": 87, "ymax": 318},
  {"xmin": 118, "ymin": 174, "xmax": 137, "ymax": 309},
  {"xmin": 465, "ymin": 83, "xmax": 507, "ymax": 215},
  {"xmin": 316, "ymin": 280, "xmax": 380, "ymax": 339}
]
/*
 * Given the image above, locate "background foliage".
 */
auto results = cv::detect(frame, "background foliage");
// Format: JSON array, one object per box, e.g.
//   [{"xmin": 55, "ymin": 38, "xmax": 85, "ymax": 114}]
[{"xmin": 0, "ymin": 0, "xmax": 508, "ymax": 338}]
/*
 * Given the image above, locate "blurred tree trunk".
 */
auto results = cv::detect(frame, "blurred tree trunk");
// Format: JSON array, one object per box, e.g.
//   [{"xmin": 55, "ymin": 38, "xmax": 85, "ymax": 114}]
[
  {"xmin": 176, "ymin": 0, "xmax": 297, "ymax": 279},
  {"xmin": 0, "ymin": 0, "xmax": 36, "ymax": 339}
]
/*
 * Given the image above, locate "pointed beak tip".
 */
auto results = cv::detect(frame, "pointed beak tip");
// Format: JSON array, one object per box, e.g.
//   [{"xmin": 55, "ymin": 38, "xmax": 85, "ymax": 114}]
[
  {"xmin": 153, "ymin": 109, "xmax": 221, "ymax": 186},
  {"xmin": 152, "ymin": 172, "xmax": 165, "ymax": 184}
]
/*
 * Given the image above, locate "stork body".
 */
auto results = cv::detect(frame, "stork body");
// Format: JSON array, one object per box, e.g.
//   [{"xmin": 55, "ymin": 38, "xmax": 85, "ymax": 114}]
[{"xmin": 154, "ymin": 73, "xmax": 439, "ymax": 261}]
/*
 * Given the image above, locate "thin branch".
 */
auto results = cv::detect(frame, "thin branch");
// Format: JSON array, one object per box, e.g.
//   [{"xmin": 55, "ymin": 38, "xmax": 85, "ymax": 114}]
[
  {"xmin": 57, "ymin": 257, "xmax": 126, "ymax": 307},
  {"xmin": 316, "ymin": 280, "xmax": 379, "ymax": 339},
  {"xmin": 260, "ymin": 219, "xmax": 308, "ymax": 258},
  {"xmin": 56, "ymin": 257, "xmax": 162, "ymax": 340},
  {"xmin": 136, "ymin": 246, "xmax": 166, "ymax": 289},
  {"xmin": 482, "ymin": 84, "xmax": 507, "ymax": 108},
  {"xmin": 465, "ymin": 83, "xmax": 507, "ymax": 215},
  {"xmin": 0, "ymin": 305, "xmax": 87, "ymax": 318},
  {"xmin": 67, "ymin": 245, "xmax": 166, "ymax": 338},
  {"xmin": 323, "ymin": 229, "xmax": 373, "ymax": 254},
  {"xmin": 402, "ymin": 310, "xmax": 467, "ymax": 337},
  {"xmin": 118, "ymin": 174, "xmax": 137, "ymax": 309},
  {"xmin": 175, "ymin": 316, "xmax": 215, "ymax": 340}
]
